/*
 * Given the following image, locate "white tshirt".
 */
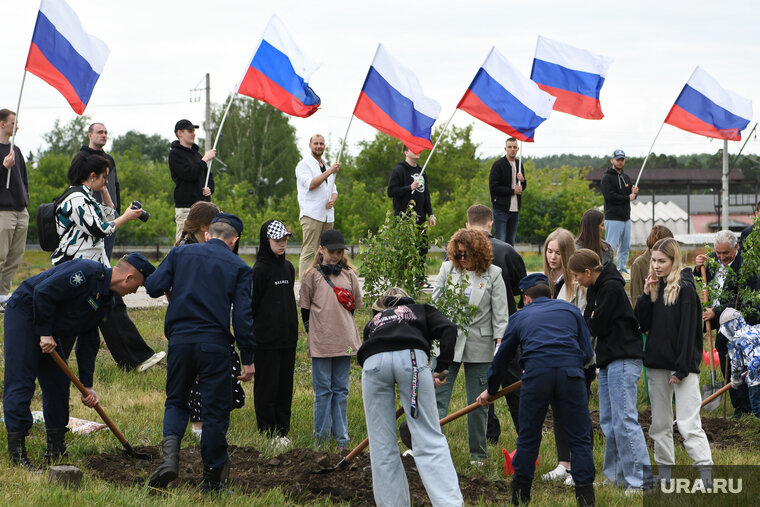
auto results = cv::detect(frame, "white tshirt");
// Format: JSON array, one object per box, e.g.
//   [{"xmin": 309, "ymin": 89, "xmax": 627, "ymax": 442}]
[{"xmin": 295, "ymin": 155, "xmax": 338, "ymax": 222}]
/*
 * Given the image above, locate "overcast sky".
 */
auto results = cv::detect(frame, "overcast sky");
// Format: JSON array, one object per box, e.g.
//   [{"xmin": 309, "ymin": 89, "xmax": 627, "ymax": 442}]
[{"xmin": 4, "ymin": 0, "xmax": 760, "ymax": 164}]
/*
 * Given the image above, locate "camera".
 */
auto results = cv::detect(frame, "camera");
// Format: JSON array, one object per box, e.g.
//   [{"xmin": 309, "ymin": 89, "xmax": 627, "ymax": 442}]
[{"xmin": 130, "ymin": 201, "xmax": 150, "ymax": 222}]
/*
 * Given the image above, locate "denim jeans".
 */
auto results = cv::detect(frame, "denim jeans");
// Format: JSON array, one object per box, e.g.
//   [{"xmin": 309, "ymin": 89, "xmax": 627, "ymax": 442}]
[
  {"xmin": 604, "ymin": 219, "xmax": 631, "ymax": 271},
  {"xmin": 434, "ymin": 361, "xmax": 489, "ymax": 460},
  {"xmin": 749, "ymin": 384, "xmax": 760, "ymax": 419},
  {"xmin": 362, "ymin": 349, "xmax": 463, "ymax": 507},
  {"xmin": 598, "ymin": 359, "xmax": 652, "ymax": 488},
  {"xmin": 311, "ymin": 356, "xmax": 350, "ymax": 446},
  {"xmin": 493, "ymin": 208, "xmax": 519, "ymax": 246}
]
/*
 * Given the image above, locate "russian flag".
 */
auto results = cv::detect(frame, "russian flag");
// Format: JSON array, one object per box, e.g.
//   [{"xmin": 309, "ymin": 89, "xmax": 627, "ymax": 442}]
[
  {"xmin": 665, "ymin": 67, "xmax": 752, "ymax": 141},
  {"xmin": 530, "ymin": 36, "xmax": 613, "ymax": 120},
  {"xmin": 353, "ymin": 44, "xmax": 441, "ymax": 154},
  {"xmin": 25, "ymin": 0, "xmax": 109, "ymax": 115},
  {"xmin": 457, "ymin": 47, "xmax": 555, "ymax": 142},
  {"xmin": 238, "ymin": 15, "xmax": 320, "ymax": 118}
]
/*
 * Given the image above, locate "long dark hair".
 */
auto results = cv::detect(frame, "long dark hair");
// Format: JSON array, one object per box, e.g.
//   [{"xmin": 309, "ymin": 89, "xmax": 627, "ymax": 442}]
[{"xmin": 576, "ymin": 209, "xmax": 605, "ymax": 259}]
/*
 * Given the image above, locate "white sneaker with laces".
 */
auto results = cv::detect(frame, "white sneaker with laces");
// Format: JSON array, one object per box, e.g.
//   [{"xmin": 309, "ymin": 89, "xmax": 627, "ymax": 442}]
[
  {"xmin": 542, "ymin": 464, "xmax": 569, "ymax": 481},
  {"xmin": 136, "ymin": 351, "xmax": 166, "ymax": 372}
]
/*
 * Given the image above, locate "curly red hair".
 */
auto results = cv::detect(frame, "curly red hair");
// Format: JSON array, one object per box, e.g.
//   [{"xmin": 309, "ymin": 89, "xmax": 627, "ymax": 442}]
[{"xmin": 446, "ymin": 228, "xmax": 493, "ymax": 274}]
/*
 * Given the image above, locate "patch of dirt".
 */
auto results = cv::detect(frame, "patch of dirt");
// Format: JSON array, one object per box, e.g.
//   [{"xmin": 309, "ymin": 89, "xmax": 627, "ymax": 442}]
[
  {"xmin": 542, "ymin": 408, "xmax": 760, "ymax": 449},
  {"xmin": 85, "ymin": 446, "xmax": 510, "ymax": 505}
]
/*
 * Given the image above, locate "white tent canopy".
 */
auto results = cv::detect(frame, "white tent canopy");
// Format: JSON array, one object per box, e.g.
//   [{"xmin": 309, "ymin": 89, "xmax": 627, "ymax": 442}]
[{"xmin": 628, "ymin": 200, "xmax": 691, "ymax": 246}]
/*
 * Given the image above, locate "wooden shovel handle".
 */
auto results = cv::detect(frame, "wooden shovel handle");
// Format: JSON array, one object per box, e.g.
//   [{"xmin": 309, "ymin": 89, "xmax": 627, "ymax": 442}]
[
  {"xmin": 701, "ymin": 372, "xmax": 747, "ymax": 408},
  {"xmin": 439, "ymin": 379, "xmax": 522, "ymax": 426}
]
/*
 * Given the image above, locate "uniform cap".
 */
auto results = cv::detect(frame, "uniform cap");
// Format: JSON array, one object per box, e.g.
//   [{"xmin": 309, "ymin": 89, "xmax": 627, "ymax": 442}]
[
  {"xmin": 211, "ymin": 213, "xmax": 244, "ymax": 235},
  {"xmin": 123, "ymin": 252, "xmax": 155, "ymax": 279},
  {"xmin": 518, "ymin": 273, "xmax": 550, "ymax": 293}
]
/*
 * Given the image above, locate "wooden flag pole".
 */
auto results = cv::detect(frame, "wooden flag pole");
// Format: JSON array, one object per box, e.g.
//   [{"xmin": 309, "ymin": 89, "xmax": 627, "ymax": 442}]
[
  {"xmin": 204, "ymin": 93, "xmax": 236, "ymax": 188},
  {"xmin": 7, "ymin": 71, "xmax": 27, "ymax": 189},
  {"xmin": 634, "ymin": 122, "xmax": 665, "ymax": 188}
]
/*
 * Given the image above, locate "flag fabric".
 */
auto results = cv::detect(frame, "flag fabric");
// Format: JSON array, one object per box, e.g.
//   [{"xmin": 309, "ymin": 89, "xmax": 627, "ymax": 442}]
[
  {"xmin": 457, "ymin": 47, "xmax": 555, "ymax": 142},
  {"xmin": 25, "ymin": 0, "xmax": 109, "ymax": 115},
  {"xmin": 664, "ymin": 66, "xmax": 752, "ymax": 141},
  {"xmin": 530, "ymin": 35, "xmax": 613, "ymax": 120},
  {"xmin": 238, "ymin": 15, "xmax": 320, "ymax": 118},
  {"xmin": 353, "ymin": 44, "xmax": 441, "ymax": 154}
]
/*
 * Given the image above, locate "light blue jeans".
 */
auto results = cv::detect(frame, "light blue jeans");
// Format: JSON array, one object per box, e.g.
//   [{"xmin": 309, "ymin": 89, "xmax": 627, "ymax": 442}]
[
  {"xmin": 598, "ymin": 359, "xmax": 653, "ymax": 488},
  {"xmin": 311, "ymin": 356, "xmax": 350, "ymax": 446},
  {"xmin": 605, "ymin": 219, "xmax": 631, "ymax": 271},
  {"xmin": 362, "ymin": 349, "xmax": 463, "ymax": 507}
]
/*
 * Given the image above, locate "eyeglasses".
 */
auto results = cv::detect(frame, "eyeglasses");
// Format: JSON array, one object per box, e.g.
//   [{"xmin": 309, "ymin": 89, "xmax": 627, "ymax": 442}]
[{"xmin": 454, "ymin": 251, "xmax": 467, "ymax": 260}]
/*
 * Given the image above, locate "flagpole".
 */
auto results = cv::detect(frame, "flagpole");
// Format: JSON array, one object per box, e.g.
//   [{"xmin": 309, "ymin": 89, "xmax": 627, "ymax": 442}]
[
  {"xmin": 634, "ymin": 122, "xmax": 665, "ymax": 188},
  {"xmin": 7, "ymin": 72, "xmax": 27, "ymax": 189},
  {"xmin": 415, "ymin": 109, "xmax": 457, "ymax": 187},
  {"xmin": 204, "ymin": 92, "xmax": 236, "ymax": 188},
  {"xmin": 335, "ymin": 114, "xmax": 354, "ymax": 166}
]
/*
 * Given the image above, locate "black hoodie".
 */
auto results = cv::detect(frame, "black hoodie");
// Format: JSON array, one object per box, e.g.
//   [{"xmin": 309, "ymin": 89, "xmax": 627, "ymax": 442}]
[
  {"xmin": 358, "ymin": 296, "xmax": 456, "ymax": 373},
  {"xmin": 168, "ymin": 140, "xmax": 215, "ymax": 207},
  {"xmin": 600, "ymin": 166, "xmax": 632, "ymax": 221},
  {"xmin": 252, "ymin": 220, "xmax": 298, "ymax": 349},
  {"xmin": 584, "ymin": 261, "xmax": 645, "ymax": 368},
  {"xmin": 635, "ymin": 268, "xmax": 702, "ymax": 380}
]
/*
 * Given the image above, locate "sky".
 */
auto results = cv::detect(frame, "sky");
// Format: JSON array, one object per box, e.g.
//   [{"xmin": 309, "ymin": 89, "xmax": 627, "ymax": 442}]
[{"xmin": 4, "ymin": 0, "xmax": 760, "ymax": 164}]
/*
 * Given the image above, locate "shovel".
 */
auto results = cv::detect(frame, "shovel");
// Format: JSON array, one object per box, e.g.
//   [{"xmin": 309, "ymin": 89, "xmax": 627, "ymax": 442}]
[
  {"xmin": 701, "ymin": 372, "xmax": 746, "ymax": 409},
  {"xmin": 700, "ymin": 266, "xmax": 721, "ymax": 412},
  {"xmin": 50, "ymin": 350, "xmax": 151, "ymax": 460}
]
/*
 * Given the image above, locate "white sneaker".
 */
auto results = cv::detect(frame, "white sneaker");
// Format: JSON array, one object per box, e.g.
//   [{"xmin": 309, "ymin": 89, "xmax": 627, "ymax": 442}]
[
  {"xmin": 136, "ymin": 351, "xmax": 166, "ymax": 372},
  {"xmin": 564, "ymin": 475, "xmax": 575, "ymax": 486},
  {"xmin": 624, "ymin": 487, "xmax": 643, "ymax": 496},
  {"xmin": 272, "ymin": 436, "xmax": 291, "ymax": 447},
  {"xmin": 542, "ymin": 464, "xmax": 569, "ymax": 481},
  {"xmin": 191, "ymin": 427, "xmax": 202, "ymax": 438},
  {"xmin": 469, "ymin": 460, "xmax": 484, "ymax": 467}
]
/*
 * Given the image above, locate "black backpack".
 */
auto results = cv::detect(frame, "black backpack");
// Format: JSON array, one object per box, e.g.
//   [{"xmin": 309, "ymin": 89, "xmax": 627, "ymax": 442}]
[{"xmin": 37, "ymin": 186, "xmax": 85, "ymax": 252}]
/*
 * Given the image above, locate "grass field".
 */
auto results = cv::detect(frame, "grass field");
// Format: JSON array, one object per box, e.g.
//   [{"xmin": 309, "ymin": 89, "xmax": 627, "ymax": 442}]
[{"xmin": 0, "ymin": 251, "xmax": 758, "ymax": 505}]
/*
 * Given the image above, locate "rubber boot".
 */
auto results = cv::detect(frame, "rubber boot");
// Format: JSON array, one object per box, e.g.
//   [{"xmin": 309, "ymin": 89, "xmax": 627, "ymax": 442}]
[
  {"xmin": 201, "ymin": 459, "xmax": 230, "ymax": 493},
  {"xmin": 44, "ymin": 428, "xmax": 69, "ymax": 463},
  {"xmin": 575, "ymin": 483, "xmax": 595, "ymax": 507},
  {"xmin": 7, "ymin": 431, "xmax": 37, "ymax": 471},
  {"xmin": 511, "ymin": 478, "xmax": 532, "ymax": 506},
  {"xmin": 148, "ymin": 436, "xmax": 180, "ymax": 488}
]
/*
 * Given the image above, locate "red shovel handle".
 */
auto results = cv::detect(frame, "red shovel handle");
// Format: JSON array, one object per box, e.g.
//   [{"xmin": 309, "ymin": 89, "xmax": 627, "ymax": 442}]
[{"xmin": 700, "ymin": 266, "xmax": 717, "ymax": 373}]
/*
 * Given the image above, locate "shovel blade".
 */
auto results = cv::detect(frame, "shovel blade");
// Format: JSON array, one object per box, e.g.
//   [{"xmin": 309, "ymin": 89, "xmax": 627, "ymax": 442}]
[{"xmin": 701, "ymin": 385, "xmax": 722, "ymax": 412}]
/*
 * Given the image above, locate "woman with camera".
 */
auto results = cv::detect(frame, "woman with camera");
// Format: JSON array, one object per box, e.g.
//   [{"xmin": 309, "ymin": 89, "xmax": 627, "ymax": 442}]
[{"xmin": 52, "ymin": 152, "xmax": 165, "ymax": 372}]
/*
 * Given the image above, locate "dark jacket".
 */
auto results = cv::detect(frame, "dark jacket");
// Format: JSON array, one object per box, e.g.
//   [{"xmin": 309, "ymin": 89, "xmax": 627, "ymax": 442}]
[
  {"xmin": 488, "ymin": 297, "xmax": 593, "ymax": 395},
  {"xmin": 145, "ymin": 238, "xmax": 255, "ymax": 363},
  {"xmin": 584, "ymin": 261, "xmax": 645, "ymax": 368},
  {"xmin": 387, "ymin": 161, "xmax": 433, "ymax": 222},
  {"xmin": 168, "ymin": 140, "xmax": 215, "ymax": 208},
  {"xmin": 600, "ymin": 166, "xmax": 632, "ymax": 221},
  {"xmin": 489, "ymin": 156, "xmax": 526, "ymax": 212},
  {"xmin": 0, "ymin": 142, "xmax": 29, "ymax": 211},
  {"xmin": 252, "ymin": 220, "xmax": 298, "ymax": 350},
  {"xmin": 359, "ymin": 296, "xmax": 456, "ymax": 373},
  {"xmin": 78, "ymin": 145, "xmax": 120, "ymax": 214},
  {"xmin": 489, "ymin": 234, "xmax": 526, "ymax": 314},
  {"xmin": 693, "ymin": 250, "xmax": 759, "ymax": 326},
  {"xmin": 635, "ymin": 268, "xmax": 702, "ymax": 379}
]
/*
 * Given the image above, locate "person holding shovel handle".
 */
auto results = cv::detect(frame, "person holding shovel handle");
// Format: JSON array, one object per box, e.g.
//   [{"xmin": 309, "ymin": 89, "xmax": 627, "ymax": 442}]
[
  {"xmin": 3, "ymin": 253, "xmax": 154, "ymax": 470},
  {"xmin": 358, "ymin": 287, "xmax": 463, "ymax": 507},
  {"xmin": 477, "ymin": 273, "xmax": 596, "ymax": 507},
  {"xmin": 634, "ymin": 238, "xmax": 713, "ymax": 487}
]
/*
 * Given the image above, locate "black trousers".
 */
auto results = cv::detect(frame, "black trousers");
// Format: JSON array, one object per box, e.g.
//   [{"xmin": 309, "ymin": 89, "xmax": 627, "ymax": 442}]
[
  {"xmin": 716, "ymin": 332, "xmax": 751, "ymax": 415},
  {"xmin": 99, "ymin": 294, "xmax": 154, "ymax": 369},
  {"xmin": 253, "ymin": 348, "xmax": 296, "ymax": 437}
]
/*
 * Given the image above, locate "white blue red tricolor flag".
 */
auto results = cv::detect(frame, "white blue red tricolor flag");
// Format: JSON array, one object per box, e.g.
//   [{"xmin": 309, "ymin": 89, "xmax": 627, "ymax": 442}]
[
  {"xmin": 664, "ymin": 67, "xmax": 752, "ymax": 141},
  {"xmin": 530, "ymin": 36, "xmax": 613, "ymax": 120},
  {"xmin": 353, "ymin": 44, "xmax": 441, "ymax": 154},
  {"xmin": 238, "ymin": 15, "xmax": 320, "ymax": 118},
  {"xmin": 25, "ymin": 0, "xmax": 109, "ymax": 115},
  {"xmin": 457, "ymin": 47, "xmax": 555, "ymax": 142}
]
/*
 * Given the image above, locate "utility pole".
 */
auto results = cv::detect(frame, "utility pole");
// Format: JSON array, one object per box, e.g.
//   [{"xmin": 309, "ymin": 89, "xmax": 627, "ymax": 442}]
[
  {"xmin": 204, "ymin": 73, "xmax": 211, "ymax": 152},
  {"xmin": 722, "ymin": 139, "xmax": 729, "ymax": 231}
]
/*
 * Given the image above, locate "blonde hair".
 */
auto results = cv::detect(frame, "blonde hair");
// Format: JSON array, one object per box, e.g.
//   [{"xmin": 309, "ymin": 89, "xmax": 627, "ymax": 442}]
[
  {"xmin": 649, "ymin": 238, "xmax": 682, "ymax": 305},
  {"xmin": 543, "ymin": 228, "xmax": 576, "ymax": 300},
  {"xmin": 372, "ymin": 287, "xmax": 411, "ymax": 312}
]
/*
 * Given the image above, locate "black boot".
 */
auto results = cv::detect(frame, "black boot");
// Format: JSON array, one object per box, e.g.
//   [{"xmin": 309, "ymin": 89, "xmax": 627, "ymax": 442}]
[
  {"xmin": 7, "ymin": 431, "xmax": 37, "ymax": 471},
  {"xmin": 148, "ymin": 436, "xmax": 180, "ymax": 488},
  {"xmin": 575, "ymin": 483, "xmax": 595, "ymax": 507},
  {"xmin": 44, "ymin": 428, "xmax": 69, "ymax": 462},
  {"xmin": 511, "ymin": 479, "xmax": 532, "ymax": 506},
  {"xmin": 201, "ymin": 459, "xmax": 230, "ymax": 493}
]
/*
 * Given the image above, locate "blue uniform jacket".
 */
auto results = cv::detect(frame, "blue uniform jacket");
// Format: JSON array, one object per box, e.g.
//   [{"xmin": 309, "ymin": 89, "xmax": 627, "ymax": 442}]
[
  {"xmin": 145, "ymin": 238, "xmax": 255, "ymax": 364},
  {"xmin": 7, "ymin": 258, "xmax": 113, "ymax": 386},
  {"xmin": 487, "ymin": 297, "xmax": 593, "ymax": 395}
]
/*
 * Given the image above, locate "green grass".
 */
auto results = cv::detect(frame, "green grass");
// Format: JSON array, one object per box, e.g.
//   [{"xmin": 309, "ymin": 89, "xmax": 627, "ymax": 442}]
[{"xmin": 0, "ymin": 251, "xmax": 758, "ymax": 505}]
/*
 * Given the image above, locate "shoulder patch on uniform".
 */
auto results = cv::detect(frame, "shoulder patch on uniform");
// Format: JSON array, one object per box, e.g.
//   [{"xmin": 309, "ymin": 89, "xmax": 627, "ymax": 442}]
[{"xmin": 70, "ymin": 271, "xmax": 86, "ymax": 287}]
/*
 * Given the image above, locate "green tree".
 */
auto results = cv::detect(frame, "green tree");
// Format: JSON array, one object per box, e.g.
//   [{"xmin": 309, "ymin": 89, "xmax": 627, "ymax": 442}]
[
  {"xmin": 39, "ymin": 115, "xmax": 91, "ymax": 157},
  {"xmin": 111, "ymin": 130, "xmax": 170, "ymax": 163}
]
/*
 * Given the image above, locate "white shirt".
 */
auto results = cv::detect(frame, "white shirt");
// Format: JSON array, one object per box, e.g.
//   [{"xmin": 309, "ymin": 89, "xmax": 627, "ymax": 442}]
[
  {"xmin": 508, "ymin": 159, "xmax": 519, "ymax": 212},
  {"xmin": 295, "ymin": 155, "xmax": 338, "ymax": 222}
]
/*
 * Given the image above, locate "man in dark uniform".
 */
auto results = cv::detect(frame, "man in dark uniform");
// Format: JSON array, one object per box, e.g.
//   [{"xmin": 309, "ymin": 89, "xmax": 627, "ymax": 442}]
[
  {"xmin": 146, "ymin": 213, "xmax": 255, "ymax": 492},
  {"xmin": 3, "ymin": 253, "xmax": 154, "ymax": 469},
  {"xmin": 477, "ymin": 274, "xmax": 595, "ymax": 506},
  {"xmin": 465, "ymin": 204, "xmax": 526, "ymax": 442}
]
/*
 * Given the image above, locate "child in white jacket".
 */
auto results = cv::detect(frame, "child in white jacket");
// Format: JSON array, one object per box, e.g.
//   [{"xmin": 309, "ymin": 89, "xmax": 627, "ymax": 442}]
[{"xmin": 719, "ymin": 308, "xmax": 760, "ymax": 419}]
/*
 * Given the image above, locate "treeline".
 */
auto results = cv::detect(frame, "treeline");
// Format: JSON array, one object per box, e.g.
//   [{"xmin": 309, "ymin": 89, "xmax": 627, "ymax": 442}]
[{"xmin": 27, "ymin": 96, "xmax": 751, "ymax": 247}]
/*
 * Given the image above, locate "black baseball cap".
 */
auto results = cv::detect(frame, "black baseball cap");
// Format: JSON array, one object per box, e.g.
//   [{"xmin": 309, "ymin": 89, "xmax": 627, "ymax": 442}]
[
  {"xmin": 320, "ymin": 229, "xmax": 347, "ymax": 250},
  {"xmin": 211, "ymin": 213, "xmax": 244, "ymax": 235},
  {"xmin": 174, "ymin": 119, "xmax": 199, "ymax": 132}
]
